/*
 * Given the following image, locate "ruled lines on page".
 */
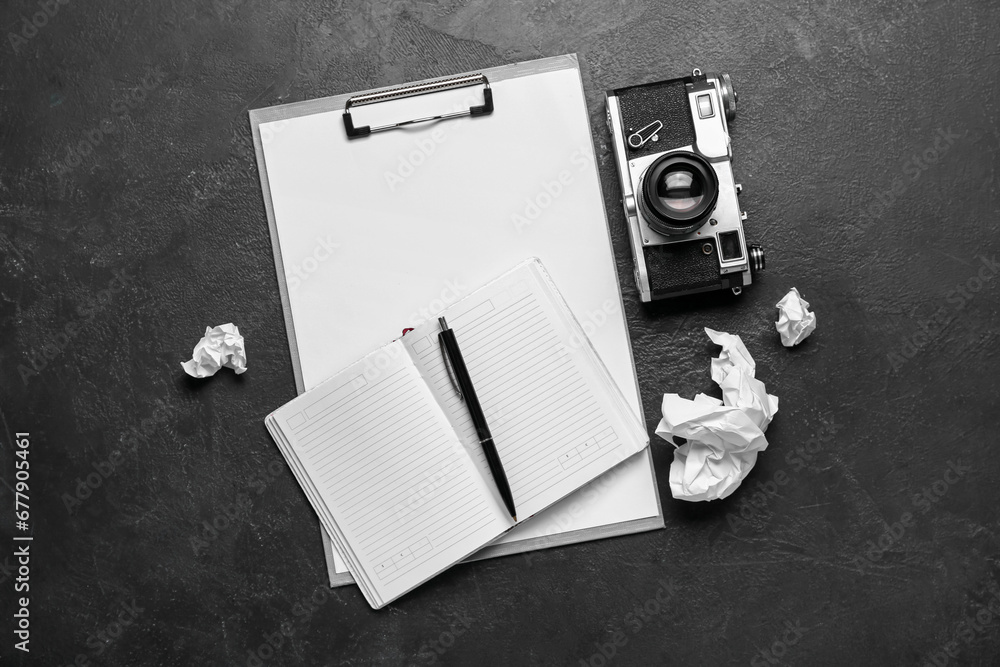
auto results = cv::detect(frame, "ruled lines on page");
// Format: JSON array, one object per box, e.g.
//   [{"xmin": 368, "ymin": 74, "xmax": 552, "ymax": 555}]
[
  {"xmin": 402, "ymin": 262, "xmax": 642, "ymax": 520},
  {"xmin": 274, "ymin": 345, "xmax": 509, "ymax": 601}
]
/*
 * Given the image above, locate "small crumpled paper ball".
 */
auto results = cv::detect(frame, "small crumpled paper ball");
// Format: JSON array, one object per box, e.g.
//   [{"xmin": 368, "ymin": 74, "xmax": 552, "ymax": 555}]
[
  {"xmin": 181, "ymin": 323, "xmax": 247, "ymax": 378},
  {"xmin": 775, "ymin": 287, "xmax": 816, "ymax": 347}
]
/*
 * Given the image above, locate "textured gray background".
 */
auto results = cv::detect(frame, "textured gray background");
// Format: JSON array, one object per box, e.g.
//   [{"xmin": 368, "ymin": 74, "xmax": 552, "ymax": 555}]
[{"xmin": 2, "ymin": 0, "xmax": 999, "ymax": 665}]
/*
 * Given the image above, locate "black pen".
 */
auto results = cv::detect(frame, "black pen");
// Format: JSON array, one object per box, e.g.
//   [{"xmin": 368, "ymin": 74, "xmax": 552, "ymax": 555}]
[{"xmin": 438, "ymin": 316, "xmax": 517, "ymax": 521}]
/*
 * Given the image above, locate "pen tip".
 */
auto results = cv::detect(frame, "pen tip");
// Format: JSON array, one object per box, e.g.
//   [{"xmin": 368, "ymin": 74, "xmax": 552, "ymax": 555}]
[{"xmin": 512, "ymin": 515, "xmax": 517, "ymax": 522}]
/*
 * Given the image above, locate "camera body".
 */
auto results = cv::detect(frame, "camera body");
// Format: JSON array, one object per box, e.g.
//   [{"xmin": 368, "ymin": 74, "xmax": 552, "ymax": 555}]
[{"xmin": 605, "ymin": 69, "xmax": 764, "ymax": 302}]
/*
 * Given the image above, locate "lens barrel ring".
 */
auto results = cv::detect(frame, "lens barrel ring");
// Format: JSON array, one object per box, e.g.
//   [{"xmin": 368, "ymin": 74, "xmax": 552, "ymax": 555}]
[{"xmin": 638, "ymin": 152, "xmax": 719, "ymax": 236}]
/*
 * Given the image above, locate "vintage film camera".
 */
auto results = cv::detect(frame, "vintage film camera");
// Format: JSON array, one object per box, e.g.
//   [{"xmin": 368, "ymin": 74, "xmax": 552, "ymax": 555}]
[{"xmin": 605, "ymin": 69, "xmax": 764, "ymax": 302}]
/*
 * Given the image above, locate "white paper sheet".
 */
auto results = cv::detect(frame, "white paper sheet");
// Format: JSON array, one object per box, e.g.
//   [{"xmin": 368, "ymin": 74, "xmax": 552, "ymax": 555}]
[{"xmin": 254, "ymin": 57, "xmax": 661, "ymax": 580}]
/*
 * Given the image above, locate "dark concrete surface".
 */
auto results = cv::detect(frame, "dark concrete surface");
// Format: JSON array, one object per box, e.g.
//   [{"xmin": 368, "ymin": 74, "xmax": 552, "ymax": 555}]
[{"xmin": 2, "ymin": 0, "xmax": 999, "ymax": 665}]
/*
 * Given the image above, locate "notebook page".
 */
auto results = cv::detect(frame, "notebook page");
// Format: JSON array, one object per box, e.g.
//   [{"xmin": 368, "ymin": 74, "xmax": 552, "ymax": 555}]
[
  {"xmin": 265, "ymin": 418, "xmax": 378, "ymax": 604},
  {"xmin": 400, "ymin": 260, "xmax": 647, "ymax": 521},
  {"xmin": 267, "ymin": 341, "xmax": 511, "ymax": 607}
]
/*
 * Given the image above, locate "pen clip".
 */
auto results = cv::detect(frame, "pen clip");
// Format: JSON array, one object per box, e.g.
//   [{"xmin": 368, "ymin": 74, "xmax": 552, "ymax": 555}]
[{"xmin": 439, "ymin": 320, "xmax": 464, "ymax": 402}]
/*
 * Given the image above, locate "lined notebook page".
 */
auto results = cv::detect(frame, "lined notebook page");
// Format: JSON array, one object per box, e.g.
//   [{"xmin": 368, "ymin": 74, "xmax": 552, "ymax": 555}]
[
  {"xmin": 267, "ymin": 341, "xmax": 511, "ymax": 607},
  {"xmin": 401, "ymin": 260, "xmax": 646, "ymax": 521}
]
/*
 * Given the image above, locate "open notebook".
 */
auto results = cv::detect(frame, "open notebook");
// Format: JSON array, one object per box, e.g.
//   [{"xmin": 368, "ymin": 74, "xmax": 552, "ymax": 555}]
[{"xmin": 265, "ymin": 260, "xmax": 648, "ymax": 608}]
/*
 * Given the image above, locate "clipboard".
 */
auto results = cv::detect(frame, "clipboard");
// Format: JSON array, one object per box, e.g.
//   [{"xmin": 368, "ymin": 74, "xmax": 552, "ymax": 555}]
[{"xmin": 249, "ymin": 54, "xmax": 664, "ymax": 587}]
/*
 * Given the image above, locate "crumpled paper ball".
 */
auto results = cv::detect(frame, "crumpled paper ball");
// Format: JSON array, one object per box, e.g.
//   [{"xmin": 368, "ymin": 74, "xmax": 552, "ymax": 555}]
[
  {"xmin": 706, "ymin": 328, "xmax": 779, "ymax": 431},
  {"xmin": 775, "ymin": 287, "xmax": 816, "ymax": 347},
  {"xmin": 181, "ymin": 323, "xmax": 247, "ymax": 378},
  {"xmin": 656, "ymin": 393, "xmax": 767, "ymax": 501},
  {"xmin": 655, "ymin": 328, "xmax": 778, "ymax": 502}
]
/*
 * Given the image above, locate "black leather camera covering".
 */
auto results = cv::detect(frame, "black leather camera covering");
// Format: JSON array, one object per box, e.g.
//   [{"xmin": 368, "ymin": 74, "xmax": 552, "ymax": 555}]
[
  {"xmin": 643, "ymin": 238, "xmax": 741, "ymax": 297},
  {"xmin": 614, "ymin": 78, "xmax": 696, "ymax": 159}
]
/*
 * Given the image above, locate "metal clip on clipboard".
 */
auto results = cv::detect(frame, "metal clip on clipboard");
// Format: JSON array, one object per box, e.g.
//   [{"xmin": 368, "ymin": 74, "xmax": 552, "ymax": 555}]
[{"xmin": 342, "ymin": 73, "xmax": 494, "ymax": 139}]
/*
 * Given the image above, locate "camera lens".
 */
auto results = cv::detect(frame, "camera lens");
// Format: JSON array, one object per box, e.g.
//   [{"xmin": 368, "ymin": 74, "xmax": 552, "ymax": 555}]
[
  {"xmin": 656, "ymin": 168, "xmax": 705, "ymax": 213},
  {"xmin": 639, "ymin": 153, "xmax": 719, "ymax": 235}
]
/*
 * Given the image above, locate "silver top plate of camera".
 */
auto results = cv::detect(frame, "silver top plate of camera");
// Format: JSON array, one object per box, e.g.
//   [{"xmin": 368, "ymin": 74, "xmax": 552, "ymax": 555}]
[{"xmin": 606, "ymin": 70, "xmax": 760, "ymax": 301}]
